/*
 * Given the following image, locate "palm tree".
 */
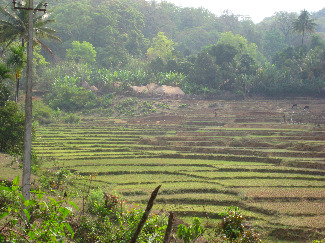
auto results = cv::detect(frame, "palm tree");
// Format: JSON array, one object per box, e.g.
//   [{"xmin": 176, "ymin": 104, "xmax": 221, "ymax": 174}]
[
  {"xmin": 292, "ymin": 9, "xmax": 317, "ymax": 45},
  {"xmin": 7, "ymin": 46, "xmax": 26, "ymax": 102},
  {"xmin": 0, "ymin": 1, "xmax": 61, "ymax": 102},
  {"xmin": 0, "ymin": 0, "xmax": 61, "ymax": 55}
]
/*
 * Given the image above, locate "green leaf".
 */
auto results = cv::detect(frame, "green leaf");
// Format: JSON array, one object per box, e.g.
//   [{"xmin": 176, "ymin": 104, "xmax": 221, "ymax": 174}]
[
  {"xmin": 59, "ymin": 207, "xmax": 70, "ymax": 218},
  {"xmin": 0, "ymin": 186, "xmax": 12, "ymax": 191},
  {"xmin": 12, "ymin": 186, "xmax": 18, "ymax": 192},
  {"xmin": 65, "ymin": 222, "xmax": 74, "ymax": 239},
  {"xmin": 18, "ymin": 193, "xmax": 25, "ymax": 202},
  {"xmin": 12, "ymin": 176, "xmax": 19, "ymax": 186},
  {"xmin": 36, "ymin": 192, "xmax": 44, "ymax": 200},
  {"xmin": 68, "ymin": 201, "xmax": 79, "ymax": 211},
  {"xmin": 0, "ymin": 212, "xmax": 9, "ymax": 220},
  {"xmin": 23, "ymin": 209, "xmax": 30, "ymax": 222},
  {"xmin": 31, "ymin": 189, "xmax": 45, "ymax": 200}
]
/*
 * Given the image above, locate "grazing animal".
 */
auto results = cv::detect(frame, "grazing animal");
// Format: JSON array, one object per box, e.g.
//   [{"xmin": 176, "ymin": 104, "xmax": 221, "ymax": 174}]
[
  {"xmin": 292, "ymin": 104, "xmax": 297, "ymax": 109},
  {"xmin": 304, "ymin": 105, "xmax": 309, "ymax": 110}
]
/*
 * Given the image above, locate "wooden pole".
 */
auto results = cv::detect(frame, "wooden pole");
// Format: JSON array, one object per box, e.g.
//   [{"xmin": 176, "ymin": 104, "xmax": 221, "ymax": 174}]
[
  {"xmin": 163, "ymin": 212, "xmax": 174, "ymax": 243},
  {"xmin": 130, "ymin": 185, "xmax": 161, "ymax": 243}
]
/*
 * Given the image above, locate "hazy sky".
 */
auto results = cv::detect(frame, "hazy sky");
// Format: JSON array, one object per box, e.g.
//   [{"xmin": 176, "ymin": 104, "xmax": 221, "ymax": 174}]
[{"xmin": 157, "ymin": 0, "xmax": 325, "ymax": 23}]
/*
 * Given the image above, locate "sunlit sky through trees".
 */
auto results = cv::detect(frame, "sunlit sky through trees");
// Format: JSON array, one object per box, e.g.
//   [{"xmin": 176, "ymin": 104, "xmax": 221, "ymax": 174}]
[{"xmin": 155, "ymin": 0, "xmax": 325, "ymax": 23}]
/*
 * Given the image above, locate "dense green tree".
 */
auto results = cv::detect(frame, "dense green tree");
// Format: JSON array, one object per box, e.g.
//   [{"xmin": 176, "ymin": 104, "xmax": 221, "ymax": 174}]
[
  {"xmin": 190, "ymin": 51, "xmax": 218, "ymax": 89},
  {"xmin": 148, "ymin": 57, "xmax": 166, "ymax": 74},
  {"xmin": 49, "ymin": 0, "xmax": 93, "ymax": 56},
  {"xmin": 146, "ymin": 32, "xmax": 175, "ymax": 62},
  {"xmin": 215, "ymin": 11, "xmax": 261, "ymax": 45},
  {"xmin": 308, "ymin": 47, "xmax": 325, "ymax": 82},
  {"xmin": 236, "ymin": 54, "xmax": 256, "ymax": 76},
  {"xmin": 209, "ymin": 44, "xmax": 238, "ymax": 66},
  {"xmin": 96, "ymin": 45, "xmax": 130, "ymax": 69},
  {"xmin": 273, "ymin": 46, "xmax": 306, "ymax": 68},
  {"xmin": 217, "ymin": 32, "xmax": 265, "ymax": 64},
  {"xmin": 262, "ymin": 30, "xmax": 288, "ymax": 60},
  {"xmin": 0, "ymin": 62, "xmax": 12, "ymax": 106},
  {"xmin": 292, "ymin": 9, "xmax": 317, "ymax": 45},
  {"xmin": 0, "ymin": 61, "xmax": 11, "ymax": 81},
  {"xmin": 257, "ymin": 11, "xmax": 301, "ymax": 49},
  {"xmin": 175, "ymin": 26, "xmax": 219, "ymax": 56},
  {"xmin": 310, "ymin": 34, "xmax": 325, "ymax": 49},
  {"xmin": 273, "ymin": 12, "xmax": 298, "ymax": 43},
  {"xmin": 51, "ymin": 0, "xmax": 147, "ymax": 67},
  {"xmin": 66, "ymin": 41, "xmax": 96, "ymax": 64},
  {"xmin": 216, "ymin": 11, "xmax": 242, "ymax": 33},
  {"xmin": 0, "ymin": 101, "xmax": 24, "ymax": 154},
  {"xmin": 313, "ymin": 9, "xmax": 325, "ymax": 33}
]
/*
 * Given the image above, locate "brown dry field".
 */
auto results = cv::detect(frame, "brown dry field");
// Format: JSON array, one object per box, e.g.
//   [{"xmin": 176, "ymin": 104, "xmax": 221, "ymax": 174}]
[{"xmin": 120, "ymin": 97, "xmax": 325, "ymax": 242}]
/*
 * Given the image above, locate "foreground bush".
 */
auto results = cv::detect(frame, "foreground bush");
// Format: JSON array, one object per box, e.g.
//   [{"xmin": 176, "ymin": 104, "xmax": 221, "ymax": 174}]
[
  {"xmin": 177, "ymin": 217, "xmax": 204, "ymax": 243},
  {"xmin": 1, "ymin": 173, "xmax": 262, "ymax": 242},
  {"xmin": 0, "ymin": 101, "xmax": 24, "ymax": 154},
  {"xmin": 215, "ymin": 206, "xmax": 262, "ymax": 242},
  {"xmin": 0, "ymin": 176, "xmax": 76, "ymax": 242},
  {"xmin": 33, "ymin": 100, "xmax": 59, "ymax": 124},
  {"xmin": 74, "ymin": 187, "xmax": 168, "ymax": 242},
  {"xmin": 0, "ymin": 177, "xmax": 168, "ymax": 242}
]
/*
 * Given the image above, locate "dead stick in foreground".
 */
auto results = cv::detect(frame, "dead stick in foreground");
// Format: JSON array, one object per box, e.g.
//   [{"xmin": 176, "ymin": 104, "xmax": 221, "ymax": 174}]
[
  {"xmin": 130, "ymin": 185, "xmax": 161, "ymax": 243},
  {"xmin": 163, "ymin": 212, "xmax": 174, "ymax": 243}
]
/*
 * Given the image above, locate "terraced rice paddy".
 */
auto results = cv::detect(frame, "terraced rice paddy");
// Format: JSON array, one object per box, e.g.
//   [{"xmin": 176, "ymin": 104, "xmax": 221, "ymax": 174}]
[{"xmin": 33, "ymin": 98, "xmax": 325, "ymax": 241}]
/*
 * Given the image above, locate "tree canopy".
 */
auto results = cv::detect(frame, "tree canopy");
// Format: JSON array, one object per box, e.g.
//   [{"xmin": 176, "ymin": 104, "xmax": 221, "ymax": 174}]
[
  {"xmin": 66, "ymin": 41, "xmax": 97, "ymax": 63},
  {"xmin": 0, "ymin": 0, "xmax": 324, "ymax": 98},
  {"xmin": 292, "ymin": 9, "xmax": 317, "ymax": 45}
]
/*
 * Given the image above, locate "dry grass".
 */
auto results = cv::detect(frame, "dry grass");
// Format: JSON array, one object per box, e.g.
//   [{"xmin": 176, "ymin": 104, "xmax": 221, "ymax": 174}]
[
  {"xmin": 247, "ymin": 202, "xmax": 325, "ymax": 215},
  {"xmin": 240, "ymin": 188, "xmax": 325, "ymax": 199},
  {"xmin": 0, "ymin": 153, "xmax": 21, "ymax": 183},
  {"xmin": 278, "ymin": 215, "xmax": 325, "ymax": 228}
]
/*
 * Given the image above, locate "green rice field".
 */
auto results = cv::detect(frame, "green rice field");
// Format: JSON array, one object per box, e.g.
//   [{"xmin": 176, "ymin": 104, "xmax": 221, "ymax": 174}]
[{"xmin": 33, "ymin": 98, "xmax": 325, "ymax": 241}]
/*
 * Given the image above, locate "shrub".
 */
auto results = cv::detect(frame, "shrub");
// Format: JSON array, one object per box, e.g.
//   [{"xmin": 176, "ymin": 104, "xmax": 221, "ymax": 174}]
[
  {"xmin": 215, "ymin": 206, "xmax": 261, "ymax": 242},
  {"xmin": 115, "ymin": 98, "xmax": 138, "ymax": 116},
  {"xmin": 0, "ymin": 83, "xmax": 10, "ymax": 107},
  {"xmin": 74, "ymin": 194, "xmax": 168, "ymax": 242},
  {"xmin": 0, "ymin": 101, "xmax": 24, "ymax": 154},
  {"xmin": 218, "ymin": 206, "xmax": 245, "ymax": 240},
  {"xmin": 0, "ymin": 176, "xmax": 77, "ymax": 242},
  {"xmin": 177, "ymin": 217, "xmax": 204, "ymax": 243},
  {"xmin": 33, "ymin": 100, "xmax": 57, "ymax": 124},
  {"xmin": 87, "ymin": 188, "xmax": 105, "ymax": 214},
  {"xmin": 45, "ymin": 75, "xmax": 97, "ymax": 112},
  {"xmin": 140, "ymin": 100, "xmax": 156, "ymax": 114},
  {"xmin": 178, "ymin": 103, "xmax": 187, "ymax": 108},
  {"xmin": 63, "ymin": 114, "xmax": 81, "ymax": 124},
  {"xmin": 48, "ymin": 86, "xmax": 96, "ymax": 111}
]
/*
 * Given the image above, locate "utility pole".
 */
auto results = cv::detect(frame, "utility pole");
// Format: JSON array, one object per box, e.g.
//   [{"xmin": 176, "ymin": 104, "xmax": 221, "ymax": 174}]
[
  {"xmin": 21, "ymin": 0, "xmax": 33, "ymax": 201},
  {"xmin": 12, "ymin": 0, "xmax": 48, "ymax": 200}
]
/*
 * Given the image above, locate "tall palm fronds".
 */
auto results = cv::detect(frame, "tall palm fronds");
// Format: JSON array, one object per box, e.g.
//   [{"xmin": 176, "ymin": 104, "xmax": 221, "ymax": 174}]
[
  {"xmin": 0, "ymin": 0, "xmax": 61, "ymax": 56},
  {"xmin": 292, "ymin": 9, "xmax": 317, "ymax": 45},
  {"xmin": 7, "ymin": 46, "xmax": 26, "ymax": 102},
  {"xmin": 0, "ymin": 62, "xmax": 12, "ymax": 81}
]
